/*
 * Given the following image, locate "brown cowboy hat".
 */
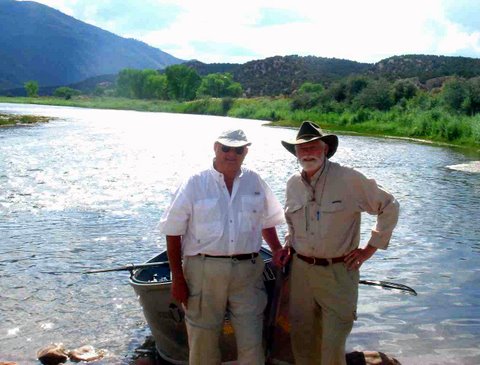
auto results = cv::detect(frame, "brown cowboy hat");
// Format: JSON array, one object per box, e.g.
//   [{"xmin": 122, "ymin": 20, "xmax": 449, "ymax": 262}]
[{"xmin": 281, "ymin": 121, "xmax": 338, "ymax": 158}]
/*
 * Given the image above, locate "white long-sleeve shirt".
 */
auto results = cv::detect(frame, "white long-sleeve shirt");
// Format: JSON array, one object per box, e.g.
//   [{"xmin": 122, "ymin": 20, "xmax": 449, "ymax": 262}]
[{"xmin": 159, "ymin": 166, "xmax": 285, "ymax": 256}]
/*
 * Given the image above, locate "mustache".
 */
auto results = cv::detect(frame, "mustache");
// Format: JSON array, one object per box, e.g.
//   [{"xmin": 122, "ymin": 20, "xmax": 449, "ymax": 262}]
[{"xmin": 298, "ymin": 155, "xmax": 322, "ymax": 163}]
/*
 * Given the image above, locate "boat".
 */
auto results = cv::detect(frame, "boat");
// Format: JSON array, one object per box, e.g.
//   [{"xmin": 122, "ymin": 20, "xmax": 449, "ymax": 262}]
[
  {"xmin": 128, "ymin": 249, "xmax": 412, "ymax": 365},
  {"xmin": 129, "ymin": 247, "xmax": 293, "ymax": 365}
]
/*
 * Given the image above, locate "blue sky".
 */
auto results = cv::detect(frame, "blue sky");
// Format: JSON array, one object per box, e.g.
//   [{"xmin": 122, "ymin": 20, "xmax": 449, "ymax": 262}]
[{"xmin": 27, "ymin": 0, "xmax": 480, "ymax": 64}]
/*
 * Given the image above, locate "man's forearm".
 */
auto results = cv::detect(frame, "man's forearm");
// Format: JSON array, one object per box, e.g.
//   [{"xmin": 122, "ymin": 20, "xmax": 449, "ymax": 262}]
[
  {"xmin": 166, "ymin": 235, "xmax": 184, "ymax": 279},
  {"xmin": 262, "ymin": 227, "xmax": 282, "ymax": 252}
]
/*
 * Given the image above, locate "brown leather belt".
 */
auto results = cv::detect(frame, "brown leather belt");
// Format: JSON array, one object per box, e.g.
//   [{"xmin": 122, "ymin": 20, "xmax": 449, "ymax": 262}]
[
  {"xmin": 296, "ymin": 253, "xmax": 345, "ymax": 266},
  {"xmin": 201, "ymin": 253, "xmax": 258, "ymax": 261}
]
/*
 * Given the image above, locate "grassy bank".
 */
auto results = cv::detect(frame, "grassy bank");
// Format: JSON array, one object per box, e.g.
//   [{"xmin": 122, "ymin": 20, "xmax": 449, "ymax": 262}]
[
  {"xmin": 0, "ymin": 112, "xmax": 53, "ymax": 126},
  {"xmin": 1, "ymin": 96, "xmax": 479, "ymax": 149}
]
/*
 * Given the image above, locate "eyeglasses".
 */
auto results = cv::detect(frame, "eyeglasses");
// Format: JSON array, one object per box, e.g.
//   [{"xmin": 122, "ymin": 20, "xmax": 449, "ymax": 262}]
[{"xmin": 221, "ymin": 145, "xmax": 245, "ymax": 155}]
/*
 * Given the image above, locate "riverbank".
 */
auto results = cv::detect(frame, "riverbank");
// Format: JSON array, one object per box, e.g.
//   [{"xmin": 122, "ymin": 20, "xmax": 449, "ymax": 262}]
[
  {"xmin": 1, "ymin": 96, "xmax": 479, "ymax": 151},
  {"xmin": 0, "ymin": 112, "xmax": 53, "ymax": 126}
]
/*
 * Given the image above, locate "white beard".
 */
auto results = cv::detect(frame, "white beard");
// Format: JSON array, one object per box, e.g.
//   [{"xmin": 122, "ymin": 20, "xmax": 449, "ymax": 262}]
[{"xmin": 298, "ymin": 155, "xmax": 323, "ymax": 173}]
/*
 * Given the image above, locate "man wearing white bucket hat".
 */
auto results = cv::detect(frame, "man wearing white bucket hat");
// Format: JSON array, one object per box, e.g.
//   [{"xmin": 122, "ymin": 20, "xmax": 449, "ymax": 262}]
[
  {"xmin": 160, "ymin": 129, "xmax": 285, "ymax": 365},
  {"xmin": 276, "ymin": 121, "xmax": 400, "ymax": 365}
]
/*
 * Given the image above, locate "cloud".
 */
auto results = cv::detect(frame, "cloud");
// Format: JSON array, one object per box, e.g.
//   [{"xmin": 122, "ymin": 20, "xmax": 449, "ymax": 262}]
[
  {"xmin": 69, "ymin": 0, "xmax": 181, "ymax": 35},
  {"xmin": 21, "ymin": 0, "xmax": 480, "ymax": 63},
  {"xmin": 255, "ymin": 8, "xmax": 307, "ymax": 27},
  {"xmin": 442, "ymin": 0, "xmax": 480, "ymax": 33}
]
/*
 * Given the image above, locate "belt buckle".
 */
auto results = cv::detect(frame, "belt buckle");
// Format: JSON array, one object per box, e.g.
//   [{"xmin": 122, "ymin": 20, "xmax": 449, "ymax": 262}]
[
  {"xmin": 232, "ymin": 256, "xmax": 239, "ymax": 263},
  {"xmin": 311, "ymin": 257, "xmax": 316, "ymax": 265}
]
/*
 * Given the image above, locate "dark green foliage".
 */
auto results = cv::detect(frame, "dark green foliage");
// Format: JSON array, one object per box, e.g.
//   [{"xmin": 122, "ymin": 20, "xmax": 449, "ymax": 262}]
[
  {"xmin": 291, "ymin": 82, "xmax": 324, "ymax": 110},
  {"xmin": 179, "ymin": 98, "xmax": 224, "ymax": 115},
  {"xmin": 24, "ymin": 80, "xmax": 39, "ymax": 97},
  {"xmin": 165, "ymin": 65, "xmax": 201, "ymax": 101},
  {"xmin": 221, "ymin": 97, "xmax": 234, "ymax": 114},
  {"xmin": 53, "ymin": 86, "xmax": 81, "ymax": 99},
  {"xmin": 233, "ymin": 55, "xmax": 371, "ymax": 97},
  {"xmin": 181, "ymin": 60, "xmax": 241, "ymax": 76},
  {"xmin": 116, "ymin": 69, "xmax": 163, "ymax": 99},
  {"xmin": 441, "ymin": 78, "xmax": 468, "ymax": 112},
  {"xmin": 464, "ymin": 77, "xmax": 480, "ymax": 115},
  {"xmin": 392, "ymin": 79, "xmax": 419, "ymax": 103},
  {"xmin": 352, "ymin": 79, "xmax": 394, "ymax": 111},
  {"xmin": 344, "ymin": 76, "xmax": 369, "ymax": 100},
  {"xmin": 298, "ymin": 82, "xmax": 324, "ymax": 94},
  {"xmin": 371, "ymin": 54, "xmax": 480, "ymax": 81},
  {"xmin": 291, "ymin": 93, "xmax": 320, "ymax": 110},
  {"xmin": 143, "ymin": 73, "xmax": 168, "ymax": 99},
  {"xmin": 196, "ymin": 73, "xmax": 242, "ymax": 98},
  {"xmin": 326, "ymin": 82, "xmax": 347, "ymax": 103}
]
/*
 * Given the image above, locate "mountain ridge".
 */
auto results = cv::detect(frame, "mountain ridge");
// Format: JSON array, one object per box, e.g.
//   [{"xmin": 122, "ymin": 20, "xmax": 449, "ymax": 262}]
[
  {"xmin": 0, "ymin": 0, "xmax": 183, "ymax": 90},
  {"xmin": 2, "ymin": 0, "xmax": 480, "ymax": 97}
]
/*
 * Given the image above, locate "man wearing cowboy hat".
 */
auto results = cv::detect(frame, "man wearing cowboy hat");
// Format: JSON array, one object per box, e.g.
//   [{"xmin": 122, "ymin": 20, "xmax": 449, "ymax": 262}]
[
  {"xmin": 160, "ymin": 129, "xmax": 285, "ymax": 365},
  {"xmin": 274, "ymin": 121, "xmax": 399, "ymax": 365}
]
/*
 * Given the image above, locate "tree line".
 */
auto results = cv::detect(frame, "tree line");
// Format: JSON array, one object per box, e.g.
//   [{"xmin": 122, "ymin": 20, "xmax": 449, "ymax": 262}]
[
  {"xmin": 115, "ymin": 65, "xmax": 242, "ymax": 101},
  {"xmin": 23, "ymin": 65, "xmax": 480, "ymax": 118},
  {"xmin": 291, "ymin": 76, "xmax": 480, "ymax": 116}
]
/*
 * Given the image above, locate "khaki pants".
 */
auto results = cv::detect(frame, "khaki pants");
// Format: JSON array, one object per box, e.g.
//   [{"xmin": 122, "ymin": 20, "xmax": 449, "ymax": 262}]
[
  {"xmin": 183, "ymin": 255, "xmax": 267, "ymax": 365},
  {"xmin": 289, "ymin": 255, "xmax": 359, "ymax": 365}
]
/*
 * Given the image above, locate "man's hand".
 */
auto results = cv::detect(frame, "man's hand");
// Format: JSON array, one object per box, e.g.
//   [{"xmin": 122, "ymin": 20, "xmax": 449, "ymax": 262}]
[
  {"xmin": 273, "ymin": 247, "xmax": 291, "ymax": 268},
  {"xmin": 344, "ymin": 244, "xmax": 377, "ymax": 270},
  {"xmin": 171, "ymin": 275, "xmax": 189, "ymax": 308}
]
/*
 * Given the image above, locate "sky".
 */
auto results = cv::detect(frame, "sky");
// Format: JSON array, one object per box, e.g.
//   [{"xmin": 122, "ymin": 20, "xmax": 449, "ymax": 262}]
[{"xmin": 24, "ymin": 0, "xmax": 480, "ymax": 64}]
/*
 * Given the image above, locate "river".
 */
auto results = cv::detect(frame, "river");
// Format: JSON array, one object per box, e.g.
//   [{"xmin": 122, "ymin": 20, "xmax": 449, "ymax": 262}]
[{"xmin": 0, "ymin": 103, "xmax": 479, "ymax": 365}]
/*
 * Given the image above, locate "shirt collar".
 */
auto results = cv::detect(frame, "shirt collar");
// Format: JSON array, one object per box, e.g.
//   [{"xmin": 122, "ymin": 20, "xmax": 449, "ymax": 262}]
[{"xmin": 210, "ymin": 159, "xmax": 244, "ymax": 181}]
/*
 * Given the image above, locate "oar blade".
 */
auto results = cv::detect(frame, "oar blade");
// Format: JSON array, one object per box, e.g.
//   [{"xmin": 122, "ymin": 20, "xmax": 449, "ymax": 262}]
[{"xmin": 359, "ymin": 279, "xmax": 417, "ymax": 296}]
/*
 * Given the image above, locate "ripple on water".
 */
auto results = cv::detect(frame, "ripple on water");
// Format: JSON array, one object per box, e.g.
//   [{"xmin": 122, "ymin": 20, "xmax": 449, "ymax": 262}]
[{"xmin": 1, "ymin": 105, "xmax": 480, "ymax": 364}]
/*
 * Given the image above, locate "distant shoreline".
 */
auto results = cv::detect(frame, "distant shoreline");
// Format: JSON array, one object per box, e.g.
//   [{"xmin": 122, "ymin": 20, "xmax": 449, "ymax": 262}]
[{"xmin": 1, "ymin": 96, "xmax": 479, "ymax": 154}]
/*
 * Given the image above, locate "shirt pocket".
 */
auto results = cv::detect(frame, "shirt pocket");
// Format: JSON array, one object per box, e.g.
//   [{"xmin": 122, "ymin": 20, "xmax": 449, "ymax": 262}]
[
  {"xmin": 285, "ymin": 204, "xmax": 306, "ymax": 239},
  {"xmin": 240, "ymin": 195, "xmax": 263, "ymax": 233},
  {"xmin": 320, "ymin": 200, "xmax": 346, "ymax": 235},
  {"xmin": 192, "ymin": 198, "xmax": 222, "ymax": 242}
]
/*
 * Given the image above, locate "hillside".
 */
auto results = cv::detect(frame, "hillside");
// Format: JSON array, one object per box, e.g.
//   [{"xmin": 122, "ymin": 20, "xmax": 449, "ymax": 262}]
[
  {"xmin": 370, "ymin": 54, "xmax": 480, "ymax": 82},
  {"xmin": 185, "ymin": 55, "xmax": 371, "ymax": 97},
  {"xmin": 233, "ymin": 55, "xmax": 371, "ymax": 96},
  {"xmin": 181, "ymin": 60, "xmax": 241, "ymax": 76},
  {"xmin": 0, "ymin": 0, "xmax": 183, "ymax": 90},
  {"xmin": 186, "ymin": 54, "xmax": 480, "ymax": 97}
]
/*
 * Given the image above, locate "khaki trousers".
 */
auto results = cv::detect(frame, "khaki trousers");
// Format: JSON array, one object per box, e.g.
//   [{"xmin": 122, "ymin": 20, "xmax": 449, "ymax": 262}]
[
  {"xmin": 183, "ymin": 255, "xmax": 267, "ymax": 365},
  {"xmin": 289, "ymin": 255, "xmax": 359, "ymax": 365}
]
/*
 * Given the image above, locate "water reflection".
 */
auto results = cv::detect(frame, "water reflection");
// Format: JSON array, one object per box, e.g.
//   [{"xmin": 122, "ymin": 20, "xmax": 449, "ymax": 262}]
[{"xmin": 0, "ymin": 103, "xmax": 479, "ymax": 364}]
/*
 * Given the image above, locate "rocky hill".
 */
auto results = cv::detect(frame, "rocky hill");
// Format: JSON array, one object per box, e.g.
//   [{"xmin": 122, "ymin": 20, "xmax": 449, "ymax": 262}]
[
  {"xmin": 185, "ymin": 54, "xmax": 480, "ymax": 97},
  {"xmin": 370, "ymin": 54, "xmax": 480, "ymax": 81},
  {"xmin": 185, "ymin": 55, "xmax": 372, "ymax": 97},
  {"xmin": 232, "ymin": 55, "xmax": 370, "ymax": 96},
  {"xmin": 0, "ymin": 0, "xmax": 183, "ymax": 90}
]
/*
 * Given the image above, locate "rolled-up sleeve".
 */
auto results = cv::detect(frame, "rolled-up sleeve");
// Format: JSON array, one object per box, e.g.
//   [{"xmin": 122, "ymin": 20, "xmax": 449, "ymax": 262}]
[
  {"xmin": 354, "ymin": 172, "xmax": 400, "ymax": 249},
  {"xmin": 260, "ymin": 178, "xmax": 286, "ymax": 229},
  {"xmin": 158, "ymin": 182, "xmax": 192, "ymax": 236}
]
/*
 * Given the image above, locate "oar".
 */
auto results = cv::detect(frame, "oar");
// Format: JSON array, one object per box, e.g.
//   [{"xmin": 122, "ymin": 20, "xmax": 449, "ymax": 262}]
[
  {"xmin": 83, "ymin": 261, "xmax": 169, "ymax": 274},
  {"xmin": 360, "ymin": 279, "xmax": 417, "ymax": 296},
  {"xmin": 83, "ymin": 260, "xmax": 417, "ymax": 295}
]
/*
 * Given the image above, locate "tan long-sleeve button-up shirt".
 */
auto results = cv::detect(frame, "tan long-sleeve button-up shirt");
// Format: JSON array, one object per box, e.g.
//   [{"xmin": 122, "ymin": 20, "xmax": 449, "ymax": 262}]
[{"xmin": 285, "ymin": 160, "xmax": 400, "ymax": 258}]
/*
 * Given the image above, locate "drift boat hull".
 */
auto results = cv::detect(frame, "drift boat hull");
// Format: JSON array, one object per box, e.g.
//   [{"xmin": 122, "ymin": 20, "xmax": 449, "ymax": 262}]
[{"xmin": 129, "ymin": 247, "xmax": 292, "ymax": 364}]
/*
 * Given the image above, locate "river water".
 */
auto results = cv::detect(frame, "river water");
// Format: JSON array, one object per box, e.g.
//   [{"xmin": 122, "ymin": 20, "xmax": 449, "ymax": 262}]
[{"xmin": 0, "ymin": 103, "xmax": 479, "ymax": 365}]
